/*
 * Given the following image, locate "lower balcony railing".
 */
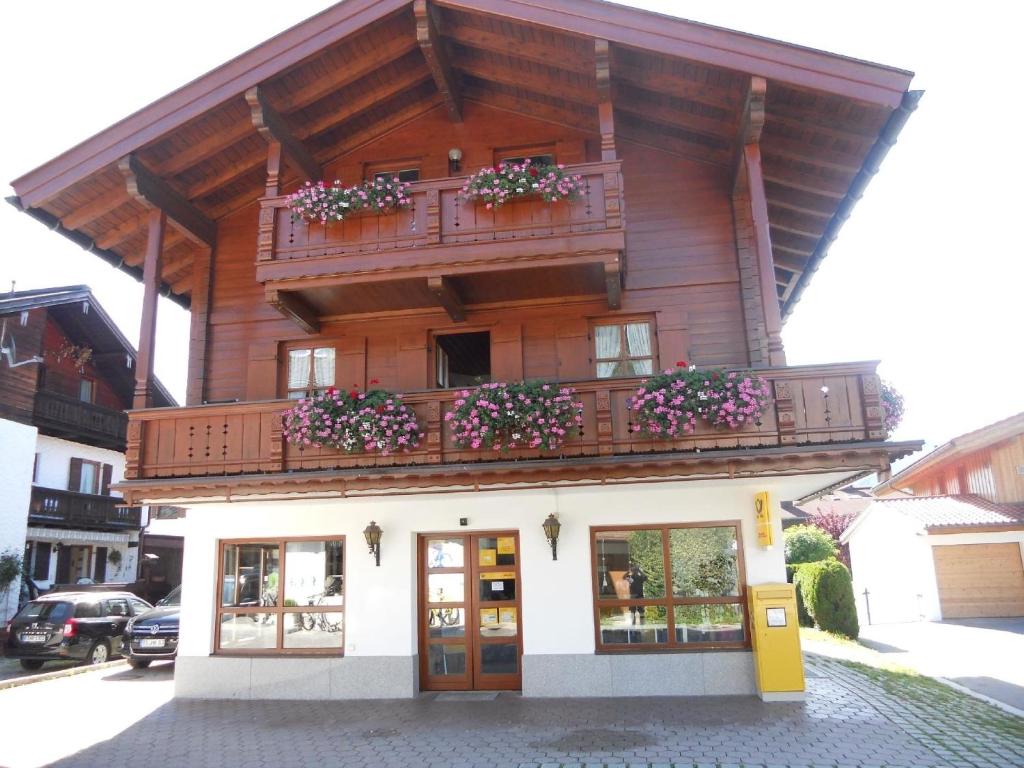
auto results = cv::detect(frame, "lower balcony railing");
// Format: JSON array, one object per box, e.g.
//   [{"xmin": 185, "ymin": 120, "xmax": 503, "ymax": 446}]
[
  {"xmin": 124, "ymin": 362, "xmax": 887, "ymax": 481},
  {"xmin": 29, "ymin": 486, "xmax": 142, "ymax": 529}
]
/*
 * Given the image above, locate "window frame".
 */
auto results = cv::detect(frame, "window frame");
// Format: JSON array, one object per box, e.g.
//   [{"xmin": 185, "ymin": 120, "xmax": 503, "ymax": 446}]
[
  {"xmin": 493, "ymin": 144, "xmax": 556, "ymax": 168},
  {"xmin": 589, "ymin": 520, "xmax": 749, "ymax": 653},
  {"xmin": 591, "ymin": 317, "xmax": 658, "ymax": 379},
  {"xmin": 364, "ymin": 158, "xmax": 422, "ymax": 184},
  {"xmin": 79, "ymin": 378, "xmax": 95, "ymax": 403},
  {"xmin": 283, "ymin": 344, "xmax": 336, "ymax": 400},
  {"xmin": 214, "ymin": 536, "xmax": 346, "ymax": 656},
  {"xmin": 77, "ymin": 459, "xmax": 102, "ymax": 495},
  {"xmin": 428, "ymin": 327, "xmax": 493, "ymax": 390}
]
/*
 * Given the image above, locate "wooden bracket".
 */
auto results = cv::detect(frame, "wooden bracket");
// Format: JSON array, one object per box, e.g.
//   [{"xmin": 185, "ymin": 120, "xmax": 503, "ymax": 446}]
[
  {"xmin": 604, "ymin": 259, "xmax": 622, "ymax": 309},
  {"xmin": 595, "ymin": 39, "xmax": 616, "ymax": 161},
  {"xmin": 267, "ymin": 289, "xmax": 320, "ymax": 334},
  {"xmin": 732, "ymin": 76, "xmax": 767, "ymax": 195},
  {"xmin": 427, "ymin": 275, "xmax": 465, "ymax": 322},
  {"xmin": 118, "ymin": 154, "xmax": 216, "ymax": 247},
  {"xmin": 245, "ymin": 86, "xmax": 321, "ymax": 182},
  {"xmin": 415, "ymin": 0, "xmax": 462, "ymax": 123}
]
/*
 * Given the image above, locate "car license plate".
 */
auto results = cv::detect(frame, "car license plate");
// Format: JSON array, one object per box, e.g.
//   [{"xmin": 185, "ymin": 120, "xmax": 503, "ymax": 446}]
[
  {"xmin": 139, "ymin": 638, "xmax": 165, "ymax": 648},
  {"xmin": 19, "ymin": 633, "xmax": 47, "ymax": 644}
]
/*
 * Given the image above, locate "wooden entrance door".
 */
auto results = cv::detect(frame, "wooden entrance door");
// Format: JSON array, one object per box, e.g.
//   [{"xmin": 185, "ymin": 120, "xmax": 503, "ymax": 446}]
[{"xmin": 418, "ymin": 532, "xmax": 522, "ymax": 691}]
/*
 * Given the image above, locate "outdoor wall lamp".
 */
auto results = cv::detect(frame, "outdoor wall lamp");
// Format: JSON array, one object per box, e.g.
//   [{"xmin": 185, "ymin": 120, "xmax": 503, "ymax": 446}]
[
  {"xmin": 363, "ymin": 521, "xmax": 382, "ymax": 567},
  {"xmin": 542, "ymin": 513, "xmax": 561, "ymax": 561},
  {"xmin": 448, "ymin": 147, "xmax": 463, "ymax": 174}
]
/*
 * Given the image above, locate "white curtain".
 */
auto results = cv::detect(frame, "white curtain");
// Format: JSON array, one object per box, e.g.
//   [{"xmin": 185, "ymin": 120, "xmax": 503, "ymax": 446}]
[
  {"xmin": 288, "ymin": 350, "xmax": 311, "ymax": 392},
  {"xmin": 595, "ymin": 325, "xmax": 621, "ymax": 359},
  {"xmin": 624, "ymin": 322, "xmax": 651, "ymax": 357},
  {"xmin": 313, "ymin": 348, "xmax": 336, "ymax": 389}
]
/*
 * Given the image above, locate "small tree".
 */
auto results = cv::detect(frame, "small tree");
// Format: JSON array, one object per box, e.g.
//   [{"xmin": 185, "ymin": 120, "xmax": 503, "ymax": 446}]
[
  {"xmin": 795, "ymin": 558, "xmax": 859, "ymax": 639},
  {"xmin": 784, "ymin": 524, "xmax": 837, "ymax": 564},
  {"xmin": 0, "ymin": 549, "xmax": 24, "ymax": 624}
]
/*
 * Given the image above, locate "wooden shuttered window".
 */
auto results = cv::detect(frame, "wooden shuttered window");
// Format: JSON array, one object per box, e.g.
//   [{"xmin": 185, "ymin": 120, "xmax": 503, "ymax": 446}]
[{"xmin": 68, "ymin": 458, "xmax": 108, "ymax": 495}]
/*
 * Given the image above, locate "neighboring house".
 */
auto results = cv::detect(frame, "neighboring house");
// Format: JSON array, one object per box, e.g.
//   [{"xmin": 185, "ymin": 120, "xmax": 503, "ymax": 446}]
[
  {"xmin": 875, "ymin": 412, "xmax": 1024, "ymax": 502},
  {"xmin": 842, "ymin": 496, "xmax": 1024, "ymax": 624},
  {"xmin": 0, "ymin": 286, "xmax": 175, "ymax": 593},
  {"xmin": 8, "ymin": 1, "xmax": 921, "ymax": 700},
  {"xmin": 838, "ymin": 413, "xmax": 1024, "ymax": 625},
  {"xmin": 0, "ymin": 419, "xmax": 37, "ymax": 622}
]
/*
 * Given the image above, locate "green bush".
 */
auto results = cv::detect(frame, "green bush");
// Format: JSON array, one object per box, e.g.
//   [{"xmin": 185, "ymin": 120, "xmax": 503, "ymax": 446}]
[
  {"xmin": 786, "ymin": 564, "xmax": 815, "ymax": 628},
  {"xmin": 794, "ymin": 558, "xmax": 859, "ymax": 639},
  {"xmin": 784, "ymin": 524, "xmax": 837, "ymax": 564}
]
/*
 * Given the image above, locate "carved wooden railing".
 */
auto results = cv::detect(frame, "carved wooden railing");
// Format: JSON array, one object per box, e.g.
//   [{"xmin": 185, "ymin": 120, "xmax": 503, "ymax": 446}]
[
  {"xmin": 29, "ymin": 486, "xmax": 141, "ymax": 529},
  {"xmin": 255, "ymin": 160, "xmax": 624, "ymax": 270},
  {"xmin": 124, "ymin": 362, "xmax": 885, "ymax": 481},
  {"xmin": 33, "ymin": 390, "xmax": 128, "ymax": 448}
]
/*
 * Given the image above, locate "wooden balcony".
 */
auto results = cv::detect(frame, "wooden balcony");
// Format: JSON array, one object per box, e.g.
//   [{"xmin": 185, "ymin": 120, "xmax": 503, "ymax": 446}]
[
  {"xmin": 29, "ymin": 486, "xmax": 141, "ymax": 530},
  {"xmin": 33, "ymin": 390, "xmax": 128, "ymax": 451},
  {"xmin": 121, "ymin": 362, "xmax": 893, "ymax": 499},
  {"xmin": 255, "ymin": 161, "xmax": 625, "ymax": 327}
]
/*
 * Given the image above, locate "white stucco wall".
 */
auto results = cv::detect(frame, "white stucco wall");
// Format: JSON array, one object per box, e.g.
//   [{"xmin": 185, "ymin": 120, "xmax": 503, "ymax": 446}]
[
  {"xmin": 177, "ymin": 476, "xmax": 799, "ymax": 664},
  {"xmin": 33, "ymin": 435, "xmax": 125, "ymax": 495},
  {"xmin": 0, "ymin": 418, "xmax": 38, "ymax": 621},
  {"xmin": 847, "ymin": 509, "xmax": 939, "ymax": 625}
]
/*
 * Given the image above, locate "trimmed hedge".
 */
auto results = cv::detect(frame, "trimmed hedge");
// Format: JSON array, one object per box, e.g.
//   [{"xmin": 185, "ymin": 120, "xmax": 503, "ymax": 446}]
[
  {"xmin": 783, "ymin": 524, "xmax": 838, "ymax": 564},
  {"xmin": 794, "ymin": 558, "xmax": 859, "ymax": 639},
  {"xmin": 786, "ymin": 564, "xmax": 815, "ymax": 628}
]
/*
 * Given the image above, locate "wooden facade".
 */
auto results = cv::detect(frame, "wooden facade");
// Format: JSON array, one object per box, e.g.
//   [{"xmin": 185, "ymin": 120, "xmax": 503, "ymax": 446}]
[{"xmin": 7, "ymin": 0, "xmax": 922, "ymax": 501}]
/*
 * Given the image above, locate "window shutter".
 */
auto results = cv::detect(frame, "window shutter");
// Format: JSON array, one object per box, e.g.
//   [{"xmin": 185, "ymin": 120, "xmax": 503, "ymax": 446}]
[
  {"xmin": 100, "ymin": 464, "xmax": 113, "ymax": 496},
  {"xmin": 68, "ymin": 458, "xmax": 83, "ymax": 492}
]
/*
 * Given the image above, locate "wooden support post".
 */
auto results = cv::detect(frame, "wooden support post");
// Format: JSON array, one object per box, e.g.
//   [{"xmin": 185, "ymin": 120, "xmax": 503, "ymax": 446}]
[
  {"xmin": 427, "ymin": 275, "xmax": 465, "ymax": 322},
  {"xmin": 595, "ymin": 39, "xmax": 616, "ymax": 161},
  {"xmin": 604, "ymin": 260, "xmax": 622, "ymax": 309},
  {"xmin": 415, "ymin": 0, "xmax": 462, "ymax": 123},
  {"xmin": 134, "ymin": 209, "xmax": 165, "ymax": 410},
  {"xmin": 745, "ymin": 141, "xmax": 786, "ymax": 367},
  {"xmin": 185, "ymin": 245, "xmax": 214, "ymax": 406},
  {"xmin": 246, "ymin": 86, "xmax": 321, "ymax": 182}
]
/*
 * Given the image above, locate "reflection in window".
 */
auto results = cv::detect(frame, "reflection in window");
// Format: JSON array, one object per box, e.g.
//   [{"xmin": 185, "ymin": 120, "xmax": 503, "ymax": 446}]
[
  {"xmin": 592, "ymin": 524, "xmax": 747, "ymax": 651},
  {"xmin": 594, "ymin": 322, "xmax": 654, "ymax": 378},
  {"xmin": 216, "ymin": 538, "xmax": 343, "ymax": 653}
]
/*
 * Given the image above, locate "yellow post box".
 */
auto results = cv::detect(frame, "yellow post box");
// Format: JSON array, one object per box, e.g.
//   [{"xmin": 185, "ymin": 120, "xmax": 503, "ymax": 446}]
[{"xmin": 747, "ymin": 583, "xmax": 805, "ymax": 701}]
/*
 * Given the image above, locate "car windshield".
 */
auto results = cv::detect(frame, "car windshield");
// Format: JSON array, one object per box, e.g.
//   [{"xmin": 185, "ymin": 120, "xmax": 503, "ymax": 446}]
[
  {"xmin": 158, "ymin": 586, "xmax": 181, "ymax": 607},
  {"xmin": 16, "ymin": 601, "xmax": 71, "ymax": 623}
]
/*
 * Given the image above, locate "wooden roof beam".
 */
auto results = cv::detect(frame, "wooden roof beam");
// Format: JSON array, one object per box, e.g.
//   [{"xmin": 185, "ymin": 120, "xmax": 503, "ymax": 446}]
[
  {"xmin": 61, "ymin": 187, "xmax": 133, "ymax": 231},
  {"xmin": 427, "ymin": 276, "xmax": 465, "ymax": 322},
  {"xmin": 415, "ymin": 0, "xmax": 462, "ymax": 122},
  {"xmin": 596, "ymin": 39, "xmax": 615, "ymax": 161},
  {"xmin": 732, "ymin": 76, "xmax": 766, "ymax": 195},
  {"xmin": 267, "ymin": 289, "xmax": 319, "ymax": 335},
  {"xmin": 118, "ymin": 155, "xmax": 216, "ymax": 248},
  {"xmin": 246, "ymin": 86, "xmax": 321, "ymax": 182},
  {"xmin": 762, "ymin": 165, "xmax": 849, "ymax": 199}
]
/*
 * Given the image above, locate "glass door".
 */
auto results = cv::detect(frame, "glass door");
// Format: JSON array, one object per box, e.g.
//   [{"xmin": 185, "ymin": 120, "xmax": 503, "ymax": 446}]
[{"xmin": 419, "ymin": 532, "xmax": 522, "ymax": 691}]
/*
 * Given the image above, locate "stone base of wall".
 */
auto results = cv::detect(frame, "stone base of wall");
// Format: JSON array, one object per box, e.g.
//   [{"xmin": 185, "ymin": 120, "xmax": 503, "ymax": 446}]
[
  {"xmin": 522, "ymin": 651, "xmax": 756, "ymax": 697},
  {"xmin": 175, "ymin": 655, "xmax": 419, "ymax": 700},
  {"xmin": 176, "ymin": 651, "xmax": 754, "ymax": 700}
]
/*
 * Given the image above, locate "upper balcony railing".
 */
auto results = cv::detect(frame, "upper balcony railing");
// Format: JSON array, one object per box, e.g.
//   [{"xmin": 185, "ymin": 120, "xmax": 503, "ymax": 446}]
[
  {"xmin": 124, "ymin": 362, "xmax": 886, "ymax": 483},
  {"xmin": 255, "ymin": 161, "xmax": 625, "ymax": 283},
  {"xmin": 29, "ymin": 486, "xmax": 141, "ymax": 530},
  {"xmin": 33, "ymin": 390, "xmax": 128, "ymax": 451}
]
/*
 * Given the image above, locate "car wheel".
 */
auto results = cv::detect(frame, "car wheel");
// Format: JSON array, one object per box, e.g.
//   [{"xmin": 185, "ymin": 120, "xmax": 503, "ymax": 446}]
[
  {"xmin": 127, "ymin": 658, "xmax": 152, "ymax": 669},
  {"xmin": 19, "ymin": 659, "xmax": 45, "ymax": 671},
  {"xmin": 86, "ymin": 640, "xmax": 110, "ymax": 665}
]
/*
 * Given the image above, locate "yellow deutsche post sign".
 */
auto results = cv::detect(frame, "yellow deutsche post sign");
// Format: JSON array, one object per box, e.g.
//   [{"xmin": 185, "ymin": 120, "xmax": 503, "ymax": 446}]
[{"xmin": 755, "ymin": 491, "xmax": 774, "ymax": 548}]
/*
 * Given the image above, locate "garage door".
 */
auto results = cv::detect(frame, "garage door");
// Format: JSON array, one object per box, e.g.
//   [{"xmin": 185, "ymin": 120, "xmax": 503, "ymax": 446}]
[{"xmin": 933, "ymin": 543, "xmax": 1024, "ymax": 619}]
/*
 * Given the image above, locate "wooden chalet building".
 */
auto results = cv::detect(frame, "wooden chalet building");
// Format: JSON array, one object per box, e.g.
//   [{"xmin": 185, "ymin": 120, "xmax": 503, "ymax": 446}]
[{"xmin": 8, "ymin": 0, "xmax": 921, "ymax": 699}]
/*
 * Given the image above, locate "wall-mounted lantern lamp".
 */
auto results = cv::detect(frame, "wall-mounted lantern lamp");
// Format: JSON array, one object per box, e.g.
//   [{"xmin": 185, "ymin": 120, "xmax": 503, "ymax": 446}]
[
  {"xmin": 542, "ymin": 513, "xmax": 561, "ymax": 561},
  {"xmin": 363, "ymin": 521, "xmax": 382, "ymax": 567},
  {"xmin": 448, "ymin": 147, "xmax": 463, "ymax": 175}
]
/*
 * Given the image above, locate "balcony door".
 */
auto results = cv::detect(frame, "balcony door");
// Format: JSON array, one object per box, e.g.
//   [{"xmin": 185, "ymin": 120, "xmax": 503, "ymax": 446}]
[{"xmin": 418, "ymin": 532, "xmax": 522, "ymax": 691}]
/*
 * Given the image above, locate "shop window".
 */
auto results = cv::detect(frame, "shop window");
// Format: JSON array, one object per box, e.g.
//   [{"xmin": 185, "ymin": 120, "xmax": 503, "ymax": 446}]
[
  {"xmin": 592, "ymin": 523, "xmax": 747, "ymax": 651},
  {"xmin": 216, "ymin": 538, "xmax": 344, "ymax": 654},
  {"xmin": 593, "ymin": 320, "xmax": 655, "ymax": 378},
  {"xmin": 286, "ymin": 347, "xmax": 335, "ymax": 400},
  {"xmin": 435, "ymin": 331, "xmax": 490, "ymax": 388}
]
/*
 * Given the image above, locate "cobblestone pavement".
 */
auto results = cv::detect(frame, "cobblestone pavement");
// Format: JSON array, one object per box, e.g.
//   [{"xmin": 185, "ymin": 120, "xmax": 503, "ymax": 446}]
[{"xmin": 0, "ymin": 654, "xmax": 1020, "ymax": 768}]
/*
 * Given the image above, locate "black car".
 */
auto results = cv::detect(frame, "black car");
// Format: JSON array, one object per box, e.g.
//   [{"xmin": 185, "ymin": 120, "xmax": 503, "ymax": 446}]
[
  {"xmin": 5, "ymin": 591, "xmax": 153, "ymax": 670},
  {"xmin": 122, "ymin": 586, "xmax": 180, "ymax": 668}
]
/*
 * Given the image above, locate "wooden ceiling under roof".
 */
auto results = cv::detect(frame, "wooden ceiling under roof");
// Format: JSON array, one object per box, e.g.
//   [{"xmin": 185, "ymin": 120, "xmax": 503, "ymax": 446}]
[{"xmin": 7, "ymin": 0, "xmax": 918, "ymax": 319}]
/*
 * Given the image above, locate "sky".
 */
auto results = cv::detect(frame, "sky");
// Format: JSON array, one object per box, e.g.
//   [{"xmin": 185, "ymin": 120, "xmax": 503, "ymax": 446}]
[{"xmin": 2, "ymin": 1, "xmax": 1022, "ymax": 463}]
